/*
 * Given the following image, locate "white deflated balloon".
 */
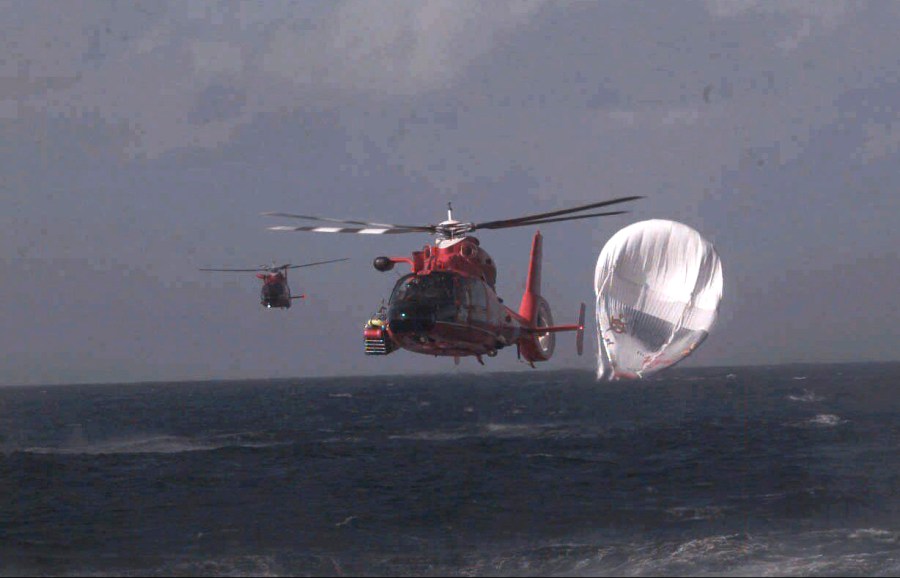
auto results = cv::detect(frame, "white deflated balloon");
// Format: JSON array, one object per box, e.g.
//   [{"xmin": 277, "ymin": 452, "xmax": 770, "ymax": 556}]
[{"xmin": 595, "ymin": 220, "xmax": 723, "ymax": 380}]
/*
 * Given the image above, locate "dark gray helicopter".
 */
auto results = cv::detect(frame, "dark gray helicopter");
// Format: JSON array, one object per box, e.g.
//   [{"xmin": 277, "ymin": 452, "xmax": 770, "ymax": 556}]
[{"xmin": 200, "ymin": 259, "xmax": 349, "ymax": 309}]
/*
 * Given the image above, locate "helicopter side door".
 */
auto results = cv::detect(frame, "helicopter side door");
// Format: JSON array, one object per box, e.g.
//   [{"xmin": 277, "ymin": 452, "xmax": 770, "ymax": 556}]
[
  {"xmin": 484, "ymin": 284, "xmax": 504, "ymax": 328},
  {"xmin": 457, "ymin": 276, "xmax": 489, "ymax": 326},
  {"xmin": 454, "ymin": 276, "xmax": 470, "ymax": 323}
]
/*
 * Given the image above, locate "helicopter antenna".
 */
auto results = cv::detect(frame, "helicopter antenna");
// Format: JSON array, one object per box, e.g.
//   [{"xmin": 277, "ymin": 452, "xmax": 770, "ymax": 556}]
[{"xmin": 447, "ymin": 202, "xmax": 453, "ymax": 222}]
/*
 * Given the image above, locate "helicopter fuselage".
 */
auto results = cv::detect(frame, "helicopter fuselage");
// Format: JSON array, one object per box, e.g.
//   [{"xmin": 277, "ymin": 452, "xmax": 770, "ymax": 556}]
[
  {"xmin": 258, "ymin": 272, "xmax": 292, "ymax": 308},
  {"xmin": 384, "ymin": 269, "xmax": 528, "ymax": 358},
  {"xmin": 365, "ymin": 234, "xmax": 581, "ymax": 364}
]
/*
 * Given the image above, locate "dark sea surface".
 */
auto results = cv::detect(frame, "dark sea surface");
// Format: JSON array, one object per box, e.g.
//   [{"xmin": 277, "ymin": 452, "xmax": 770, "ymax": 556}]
[{"xmin": 1, "ymin": 363, "xmax": 899, "ymax": 576}]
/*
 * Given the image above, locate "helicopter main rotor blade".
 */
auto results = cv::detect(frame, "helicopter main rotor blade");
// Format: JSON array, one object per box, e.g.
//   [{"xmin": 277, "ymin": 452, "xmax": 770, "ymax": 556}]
[
  {"xmin": 268, "ymin": 225, "xmax": 427, "ymax": 235},
  {"xmin": 473, "ymin": 196, "xmax": 643, "ymax": 230},
  {"xmin": 284, "ymin": 257, "xmax": 351, "ymax": 269},
  {"xmin": 478, "ymin": 211, "xmax": 630, "ymax": 229},
  {"xmin": 262, "ymin": 212, "xmax": 434, "ymax": 232},
  {"xmin": 199, "ymin": 267, "xmax": 266, "ymax": 272}
]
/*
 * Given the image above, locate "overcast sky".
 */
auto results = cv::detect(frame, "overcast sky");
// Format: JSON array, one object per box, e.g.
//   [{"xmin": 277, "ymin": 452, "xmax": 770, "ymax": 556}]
[{"xmin": 1, "ymin": 0, "xmax": 898, "ymax": 385}]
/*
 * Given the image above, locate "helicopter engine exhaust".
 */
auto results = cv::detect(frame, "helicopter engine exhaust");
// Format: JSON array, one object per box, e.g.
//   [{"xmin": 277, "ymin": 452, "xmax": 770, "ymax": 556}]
[{"xmin": 373, "ymin": 256, "xmax": 395, "ymax": 272}]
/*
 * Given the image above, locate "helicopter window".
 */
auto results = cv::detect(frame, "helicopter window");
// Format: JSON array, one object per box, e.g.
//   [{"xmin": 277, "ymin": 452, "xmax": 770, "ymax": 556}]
[
  {"xmin": 389, "ymin": 274, "xmax": 413, "ymax": 303},
  {"xmin": 454, "ymin": 276, "xmax": 471, "ymax": 323},
  {"xmin": 458, "ymin": 277, "xmax": 488, "ymax": 322},
  {"xmin": 264, "ymin": 284, "xmax": 285, "ymax": 296},
  {"xmin": 389, "ymin": 273, "xmax": 456, "ymax": 305},
  {"xmin": 387, "ymin": 272, "xmax": 460, "ymax": 326},
  {"xmin": 485, "ymin": 286, "xmax": 503, "ymax": 324},
  {"xmin": 470, "ymin": 280, "xmax": 487, "ymax": 309}
]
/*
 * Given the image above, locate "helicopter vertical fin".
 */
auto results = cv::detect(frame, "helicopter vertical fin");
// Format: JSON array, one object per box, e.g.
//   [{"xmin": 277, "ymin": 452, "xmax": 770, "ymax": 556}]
[{"xmin": 518, "ymin": 230, "xmax": 543, "ymax": 323}]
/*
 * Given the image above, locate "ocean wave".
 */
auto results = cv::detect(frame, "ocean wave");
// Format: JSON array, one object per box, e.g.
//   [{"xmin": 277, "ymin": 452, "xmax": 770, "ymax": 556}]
[
  {"xmin": 388, "ymin": 422, "xmax": 594, "ymax": 442},
  {"xmin": 668, "ymin": 533, "xmax": 764, "ymax": 564},
  {"xmin": 665, "ymin": 505, "xmax": 729, "ymax": 521},
  {"xmin": 787, "ymin": 389, "xmax": 825, "ymax": 403},
  {"xmin": 9, "ymin": 526, "xmax": 900, "ymax": 576},
  {"xmin": 525, "ymin": 450, "xmax": 618, "ymax": 464},
  {"xmin": 119, "ymin": 554, "xmax": 291, "ymax": 578},
  {"xmin": 849, "ymin": 528, "xmax": 900, "ymax": 543},
  {"xmin": 714, "ymin": 551, "xmax": 900, "ymax": 577},
  {"xmin": 18, "ymin": 433, "xmax": 286, "ymax": 456},
  {"xmin": 807, "ymin": 414, "xmax": 847, "ymax": 427},
  {"xmin": 785, "ymin": 413, "xmax": 847, "ymax": 429},
  {"xmin": 479, "ymin": 528, "xmax": 900, "ymax": 577}
]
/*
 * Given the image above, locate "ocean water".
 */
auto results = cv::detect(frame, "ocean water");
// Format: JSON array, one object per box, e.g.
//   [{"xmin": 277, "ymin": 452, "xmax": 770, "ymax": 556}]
[{"xmin": 1, "ymin": 363, "xmax": 898, "ymax": 576}]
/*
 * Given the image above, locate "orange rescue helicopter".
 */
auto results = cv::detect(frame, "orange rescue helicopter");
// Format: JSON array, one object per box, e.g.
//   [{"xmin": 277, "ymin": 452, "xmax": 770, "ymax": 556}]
[
  {"xmin": 199, "ymin": 259, "xmax": 349, "ymax": 309},
  {"xmin": 263, "ymin": 197, "xmax": 641, "ymax": 365}
]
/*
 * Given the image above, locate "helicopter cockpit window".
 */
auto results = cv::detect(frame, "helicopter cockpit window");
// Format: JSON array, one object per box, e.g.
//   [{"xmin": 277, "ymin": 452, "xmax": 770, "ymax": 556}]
[
  {"xmin": 389, "ymin": 273, "xmax": 455, "ymax": 305},
  {"xmin": 263, "ymin": 284, "xmax": 286, "ymax": 300},
  {"xmin": 389, "ymin": 272, "xmax": 459, "ymax": 324}
]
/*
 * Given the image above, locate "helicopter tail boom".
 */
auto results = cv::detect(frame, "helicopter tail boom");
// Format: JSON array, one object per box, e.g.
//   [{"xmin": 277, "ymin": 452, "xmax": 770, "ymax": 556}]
[
  {"xmin": 517, "ymin": 232, "xmax": 554, "ymax": 363},
  {"xmin": 517, "ymin": 233, "xmax": 586, "ymax": 362},
  {"xmin": 517, "ymin": 231, "xmax": 543, "ymax": 323}
]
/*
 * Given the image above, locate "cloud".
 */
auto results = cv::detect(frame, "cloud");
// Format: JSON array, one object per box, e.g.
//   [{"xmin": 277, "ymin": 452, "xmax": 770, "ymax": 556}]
[
  {"xmin": 7, "ymin": 0, "xmax": 900, "ymax": 197},
  {"xmin": 190, "ymin": 40, "xmax": 245, "ymax": 76},
  {"xmin": 706, "ymin": 0, "xmax": 854, "ymax": 26},
  {"xmin": 6, "ymin": 0, "xmax": 546, "ymax": 158},
  {"xmin": 706, "ymin": 0, "xmax": 857, "ymax": 51},
  {"xmin": 342, "ymin": 0, "xmax": 900, "ymax": 219},
  {"xmin": 261, "ymin": 0, "xmax": 546, "ymax": 95},
  {"xmin": 858, "ymin": 119, "xmax": 900, "ymax": 162}
]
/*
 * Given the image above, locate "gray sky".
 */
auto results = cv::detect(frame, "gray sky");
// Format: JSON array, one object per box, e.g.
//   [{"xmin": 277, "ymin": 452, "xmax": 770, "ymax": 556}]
[{"xmin": 1, "ymin": 0, "xmax": 898, "ymax": 385}]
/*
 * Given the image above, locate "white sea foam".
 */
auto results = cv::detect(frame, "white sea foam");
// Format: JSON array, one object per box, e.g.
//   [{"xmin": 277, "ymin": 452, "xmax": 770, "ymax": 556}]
[
  {"xmin": 20, "ymin": 433, "xmax": 284, "ymax": 455},
  {"xmin": 665, "ymin": 505, "xmax": 728, "ymax": 521},
  {"xmin": 388, "ymin": 422, "xmax": 582, "ymax": 442},
  {"xmin": 807, "ymin": 414, "xmax": 845, "ymax": 427},
  {"xmin": 786, "ymin": 413, "xmax": 847, "ymax": 429},
  {"xmin": 787, "ymin": 389, "xmax": 824, "ymax": 403},
  {"xmin": 508, "ymin": 527, "xmax": 900, "ymax": 577},
  {"xmin": 164, "ymin": 554, "xmax": 284, "ymax": 577},
  {"xmin": 36, "ymin": 527, "xmax": 900, "ymax": 576},
  {"xmin": 669, "ymin": 533, "xmax": 762, "ymax": 563},
  {"xmin": 386, "ymin": 430, "xmax": 474, "ymax": 442},
  {"xmin": 849, "ymin": 528, "xmax": 899, "ymax": 543}
]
